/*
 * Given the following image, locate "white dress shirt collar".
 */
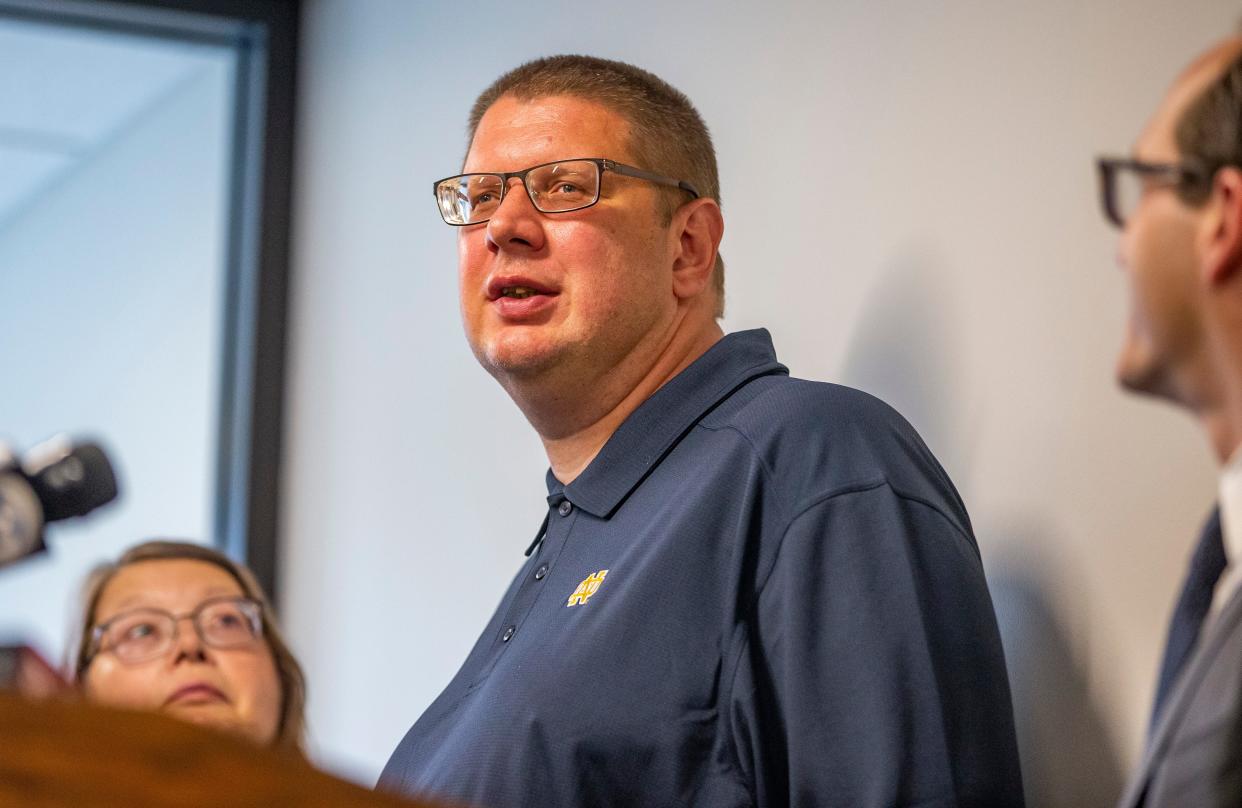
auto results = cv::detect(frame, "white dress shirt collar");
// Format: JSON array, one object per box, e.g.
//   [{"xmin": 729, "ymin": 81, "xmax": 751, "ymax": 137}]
[{"xmin": 1211, "ymin": 446, "xmax": 1242, "ymax": 619}]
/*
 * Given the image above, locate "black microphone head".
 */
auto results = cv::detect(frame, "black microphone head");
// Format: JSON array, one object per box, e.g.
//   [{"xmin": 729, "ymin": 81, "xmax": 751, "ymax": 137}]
[
  {"xmin": 0, "ymin": 472, "xmax": 45, "ymax": 565},
  {"xmin": 26, "ymin": 442, "xmax": 119, "ymax": 523}
]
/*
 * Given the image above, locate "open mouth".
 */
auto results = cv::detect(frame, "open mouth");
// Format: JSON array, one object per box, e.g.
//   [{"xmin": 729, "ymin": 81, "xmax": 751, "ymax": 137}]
[{"xmin": 487, "ymin": 276, "xmax": 558, "ymax": 302}]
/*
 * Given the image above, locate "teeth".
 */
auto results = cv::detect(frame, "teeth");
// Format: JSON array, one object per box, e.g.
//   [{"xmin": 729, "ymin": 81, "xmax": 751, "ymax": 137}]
[{"xmin": 502, "ymin": 286, "xmax": 535, "ymax": 299}]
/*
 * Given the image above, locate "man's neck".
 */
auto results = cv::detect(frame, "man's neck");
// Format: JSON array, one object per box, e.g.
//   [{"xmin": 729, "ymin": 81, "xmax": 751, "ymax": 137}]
[
  {"xmin": 1197, "ymin": 312, "xmax": 1242, "ymax": 464},
  {"xmin": 1198, "ymin": 406, "xmax": 1240, "ymax": 465},
  {"xmin": 516, "ymin": 318, "xmax": 723, "ymax": 485}
]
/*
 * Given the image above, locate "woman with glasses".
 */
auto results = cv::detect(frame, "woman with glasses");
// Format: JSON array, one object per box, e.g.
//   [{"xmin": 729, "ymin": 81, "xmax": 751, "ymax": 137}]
[{"xmin": 70, "ymin": 540, "xmax": 306, "ymax": 749}]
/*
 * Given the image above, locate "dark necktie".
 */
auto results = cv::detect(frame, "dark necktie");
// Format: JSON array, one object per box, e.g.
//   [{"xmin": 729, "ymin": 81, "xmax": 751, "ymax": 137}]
[{"xmin": 1150, "ymin": 506, "xmax": 1227, "ymax": 727}]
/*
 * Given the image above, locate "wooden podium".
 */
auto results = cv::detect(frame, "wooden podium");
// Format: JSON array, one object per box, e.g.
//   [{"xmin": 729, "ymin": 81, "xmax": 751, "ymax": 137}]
[{"xmin": 0, "ymin": 692, "xmax": 452, "ymax": 807}]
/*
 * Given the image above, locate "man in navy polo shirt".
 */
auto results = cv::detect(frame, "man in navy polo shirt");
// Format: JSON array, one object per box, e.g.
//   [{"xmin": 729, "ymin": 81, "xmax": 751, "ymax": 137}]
[{"xmin": 381, "ymin": 55, "xmax": 1023, "ymax": 807}]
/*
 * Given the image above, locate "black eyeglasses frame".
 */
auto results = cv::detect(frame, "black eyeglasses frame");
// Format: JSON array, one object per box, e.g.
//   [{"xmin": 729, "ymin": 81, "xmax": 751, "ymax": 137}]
[{"xmin": 1096, "ymin": 156, "xmax": 1212, "ymax": 228}]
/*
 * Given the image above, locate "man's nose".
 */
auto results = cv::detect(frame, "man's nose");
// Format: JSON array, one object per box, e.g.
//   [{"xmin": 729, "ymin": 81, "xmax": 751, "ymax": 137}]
[{"xmin": 485, "ymin": 177, "xmax": 546, "ymax": 253}]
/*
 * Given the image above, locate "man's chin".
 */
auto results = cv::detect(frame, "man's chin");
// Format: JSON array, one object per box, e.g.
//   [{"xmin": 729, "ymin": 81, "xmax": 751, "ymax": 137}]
[
  {"xmin": 1117, "ymin": 363, "xmax": 1153, "ymax": 396},
  {"xmin": 473, "ymin": 337, "xmax": 564, "ymax": 380},
  {"xmin": 1116, "ymin": 349, "xmax": 1179, "ymax": 403}
]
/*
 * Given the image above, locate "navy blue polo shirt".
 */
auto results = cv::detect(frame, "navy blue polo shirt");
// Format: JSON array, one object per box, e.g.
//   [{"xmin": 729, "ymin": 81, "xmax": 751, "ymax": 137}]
[{"xmin": 380, "ymin": 329, "xmax": 1023, "ymax": 808}]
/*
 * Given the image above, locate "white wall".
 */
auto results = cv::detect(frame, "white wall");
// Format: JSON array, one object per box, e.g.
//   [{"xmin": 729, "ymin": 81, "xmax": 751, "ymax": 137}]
[{"xmin": 284, "ymin": 1, "xmax": 1237, "ymax": 802}]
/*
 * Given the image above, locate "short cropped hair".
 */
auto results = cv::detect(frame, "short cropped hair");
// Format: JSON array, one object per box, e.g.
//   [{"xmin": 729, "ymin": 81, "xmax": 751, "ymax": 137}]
[
  {"xmin": 468, "ymin": 55, "xmax": 726, "ymax": 317},
  {"xmin": 71, "ymin": 540, "xmax": 308, "ymax": 751},
  {"xmin": 1176, "ymin": 47, "xmax": 1242, "ymax": 205}
]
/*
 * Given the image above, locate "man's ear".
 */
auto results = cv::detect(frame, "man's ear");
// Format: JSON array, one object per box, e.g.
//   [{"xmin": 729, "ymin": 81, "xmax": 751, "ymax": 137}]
[
  {"xmin": 670, "ymin": 198, "xmax": 724, "ymax": 301},
  {"xmin": 1200, "ymin": 166, "xmax": 1242, "ymax": 286}
]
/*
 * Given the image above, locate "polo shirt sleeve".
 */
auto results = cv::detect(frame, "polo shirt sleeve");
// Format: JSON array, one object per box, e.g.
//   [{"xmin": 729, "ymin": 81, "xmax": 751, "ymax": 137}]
[{"xmin": 725, "ymin": 481, "xmax": 1024, "ymax": 808}]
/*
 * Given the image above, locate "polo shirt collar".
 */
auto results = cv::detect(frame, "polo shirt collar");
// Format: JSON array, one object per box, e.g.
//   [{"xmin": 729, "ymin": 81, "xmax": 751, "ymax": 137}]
[{"xmin": 546, "ymin": 328, "xmax": 788, "ymax": 518}]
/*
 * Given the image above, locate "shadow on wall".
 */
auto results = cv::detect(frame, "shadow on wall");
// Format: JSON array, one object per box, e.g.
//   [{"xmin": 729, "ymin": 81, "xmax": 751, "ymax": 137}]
[
  {"xmin": 837, "ymin": 255, "xmax": 1122, "ymax": 806},
  {"xmin": 990, "ymin": 544, "xmax": 1125, "ymax": 807},
  {"xmin": 836, "ymin": 253, "xmax": 970, "ymax": 481}
]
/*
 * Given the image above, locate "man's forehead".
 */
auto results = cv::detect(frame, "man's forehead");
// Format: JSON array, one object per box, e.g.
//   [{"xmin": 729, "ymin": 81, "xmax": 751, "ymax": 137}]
[
  {"xmin": 1136, "ymin": 37, "xmax": 1242, "ymax": 156},
  {"xmin": 464, "ymin": 94, "xmax": 633, "ymax": 171},
  {"xmin": 1179, "ymin": 36, "xmax": 1242, "ymax": 88}
]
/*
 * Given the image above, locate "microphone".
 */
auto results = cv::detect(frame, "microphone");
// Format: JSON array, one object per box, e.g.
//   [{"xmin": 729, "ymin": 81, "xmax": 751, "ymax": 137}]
[{"xmin": 0, "ymin": 437, "xmax": 119, "ymax": 568}]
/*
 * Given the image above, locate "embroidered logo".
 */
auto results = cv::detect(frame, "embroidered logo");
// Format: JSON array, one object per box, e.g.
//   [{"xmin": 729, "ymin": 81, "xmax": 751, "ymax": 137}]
[{"xmin": 566, "ymin": 570, "xmax": 609, "ymax": 607}]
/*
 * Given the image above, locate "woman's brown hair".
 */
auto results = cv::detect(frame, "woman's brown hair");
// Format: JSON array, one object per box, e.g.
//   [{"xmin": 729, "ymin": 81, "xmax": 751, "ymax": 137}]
[{"xmin": 70, "ymin": 540, "xmax": 307, "ymax": 750}]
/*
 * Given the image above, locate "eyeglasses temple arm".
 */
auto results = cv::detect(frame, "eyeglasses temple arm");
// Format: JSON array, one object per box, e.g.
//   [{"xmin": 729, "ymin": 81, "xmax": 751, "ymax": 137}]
[{"xmin": 604, "ymin": 160, "xmax": 701, "ymax": 198}]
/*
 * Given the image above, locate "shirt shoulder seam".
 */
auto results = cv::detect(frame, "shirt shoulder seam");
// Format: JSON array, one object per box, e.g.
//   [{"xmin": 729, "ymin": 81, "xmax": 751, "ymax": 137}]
[
  {"xmin": 790, "ymin": 482, "xmax": 974, "ymax": 545},
  {"xmin": 698, "ymin": 422, "xmax": 972, "ymax": 548},
  {"xmin": 757, "ymin": 481, "xmax": 977, "ymax": 597}
]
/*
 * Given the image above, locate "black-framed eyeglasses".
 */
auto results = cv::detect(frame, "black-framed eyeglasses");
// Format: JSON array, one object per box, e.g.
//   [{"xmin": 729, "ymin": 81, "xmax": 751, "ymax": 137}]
[
  {"xmin": 433, "ymin": 157, "xmax": 701, "ymax": 226},
  {"xmin": 1096, "ymin": 156, "xmax": 1209, "ymax": 229},
  {"xmin": 84, "ymin": 596, "xmax": 264, "ymax": 668}
]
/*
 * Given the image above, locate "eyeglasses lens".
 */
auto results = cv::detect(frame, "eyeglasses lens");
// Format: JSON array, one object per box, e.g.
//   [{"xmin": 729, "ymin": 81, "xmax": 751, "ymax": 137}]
[
  {"xmin": 1112, "ymin": 168, "xmax": 1145, "ymax": 228},
  {"xmin": 199, "ymin": 600, "xmax": 261, "ymax": 647},
  {"xmin": 526, "ymin": 161, "xmax": 600, "ymax": 213},
  {"xmin": 437, "ymin": 175, "xmax": 497, "ymax": 226},
  {"xmin": 107, "ymin": 611, "xmax": 173, "ymax": 663}
]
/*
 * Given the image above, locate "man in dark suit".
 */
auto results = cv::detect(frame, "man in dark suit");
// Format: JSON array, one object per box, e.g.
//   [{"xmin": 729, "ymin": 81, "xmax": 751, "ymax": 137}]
[{"xmin": 1100, "ymin": 35, "xmax": 1242, "ymax": 808}]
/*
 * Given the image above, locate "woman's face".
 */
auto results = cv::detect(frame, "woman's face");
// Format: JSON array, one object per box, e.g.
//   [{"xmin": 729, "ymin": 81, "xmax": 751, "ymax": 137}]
[{"xmin": 82, "ymin": 558, "xmax": 282, "ymax": 746}]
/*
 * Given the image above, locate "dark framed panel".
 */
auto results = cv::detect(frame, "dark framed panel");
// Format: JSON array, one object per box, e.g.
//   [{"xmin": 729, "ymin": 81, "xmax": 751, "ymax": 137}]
[{"xmin": 0, "ymin": 0, "xmax": 299, "ymax": 600}]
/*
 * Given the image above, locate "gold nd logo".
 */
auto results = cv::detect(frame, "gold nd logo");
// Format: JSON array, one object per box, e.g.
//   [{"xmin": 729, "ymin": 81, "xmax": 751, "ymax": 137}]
[{"xmin": 566, "ymin": 570, "xmax": 609, "ymax": 607}]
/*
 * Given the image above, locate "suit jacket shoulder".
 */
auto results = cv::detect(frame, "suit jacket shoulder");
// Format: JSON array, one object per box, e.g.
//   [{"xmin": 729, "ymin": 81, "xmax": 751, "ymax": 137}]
[{"xmin": 1124, "ymin": 588, "xmax": 1242, "ymax": 807}]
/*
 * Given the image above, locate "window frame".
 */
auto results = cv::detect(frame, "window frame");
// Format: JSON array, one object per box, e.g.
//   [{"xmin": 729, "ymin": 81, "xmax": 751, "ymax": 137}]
[{"xmin": 0, "ymin": 0, "xmax": 300, "ymax": 600}]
